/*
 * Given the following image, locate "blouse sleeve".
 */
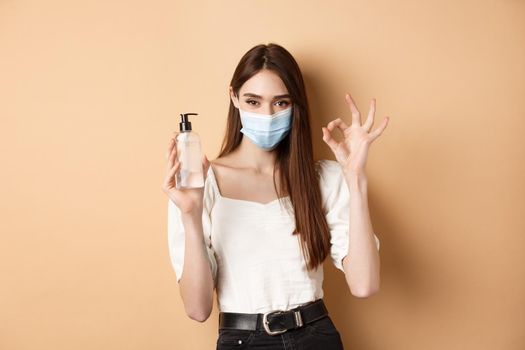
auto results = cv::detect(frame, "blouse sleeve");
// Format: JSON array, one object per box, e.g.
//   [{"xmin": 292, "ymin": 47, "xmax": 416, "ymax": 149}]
[
  {"xmin": 167, "ymin": 176, "xmax": 218, "ymax": 286},
  {"xmin": 317, "ymin": 159, "xmax": 381, "ymax": 273}
]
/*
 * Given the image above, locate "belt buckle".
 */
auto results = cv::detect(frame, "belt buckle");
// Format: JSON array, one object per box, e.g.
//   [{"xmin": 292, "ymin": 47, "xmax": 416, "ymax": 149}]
[
  {"xmin": 262, "ymin": 309, "xmax": 304, "ymax": 336},
  {"xmin": 262, "ymin": 310, "xmax": 287, "ymax": 335}
]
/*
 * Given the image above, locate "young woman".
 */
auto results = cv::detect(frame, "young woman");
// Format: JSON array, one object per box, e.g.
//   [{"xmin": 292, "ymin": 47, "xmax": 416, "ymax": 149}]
[{"xmin": 162, "ymin": 43, "xmax": 389, "ymax": 350}]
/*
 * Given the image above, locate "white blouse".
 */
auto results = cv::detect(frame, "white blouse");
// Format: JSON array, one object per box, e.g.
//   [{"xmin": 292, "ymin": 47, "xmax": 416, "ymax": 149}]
[{"xmin": 167, "ymin": 159, "xmax": 380, "ymax": 314}]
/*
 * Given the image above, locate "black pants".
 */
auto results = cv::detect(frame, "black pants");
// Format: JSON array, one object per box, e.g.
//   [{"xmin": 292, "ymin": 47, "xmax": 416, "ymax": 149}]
[{"xmin": 216, "ymin": 315, "xmax": 344, "ymax": 349}]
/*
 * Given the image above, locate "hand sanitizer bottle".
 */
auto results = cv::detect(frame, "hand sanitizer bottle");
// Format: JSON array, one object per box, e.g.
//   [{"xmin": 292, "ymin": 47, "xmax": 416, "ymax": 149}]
[{"xmin": 175, "ymin": 113, "xmax": 204, "ymax": 189}]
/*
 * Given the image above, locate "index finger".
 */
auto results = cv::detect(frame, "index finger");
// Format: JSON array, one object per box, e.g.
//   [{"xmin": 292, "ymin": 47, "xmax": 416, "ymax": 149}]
[
  {"xmin": 326, "ymin": 118, "xmax": 349, "ymax": 133},
  {"xmin": 166, "ymin": 135, "xmax": 178, "ymax": 159},
  {"xmin": 166, "ymin": 144, "xmax": 178, "ymax": 171}
]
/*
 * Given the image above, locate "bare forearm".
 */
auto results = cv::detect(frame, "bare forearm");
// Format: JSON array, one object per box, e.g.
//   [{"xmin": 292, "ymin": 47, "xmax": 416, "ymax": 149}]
[
  {"xmin": 178, "ymin": 212, "xmax": 215, "ymax": 321},
  {"xmin": 342, "ymin": 171, "xmax": 381, "ymax": 297}
]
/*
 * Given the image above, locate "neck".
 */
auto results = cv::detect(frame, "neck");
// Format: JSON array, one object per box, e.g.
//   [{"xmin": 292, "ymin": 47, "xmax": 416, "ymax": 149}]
[{"xmin": 231, "ymin": 136, "xmax": 277, "ymax": 174}]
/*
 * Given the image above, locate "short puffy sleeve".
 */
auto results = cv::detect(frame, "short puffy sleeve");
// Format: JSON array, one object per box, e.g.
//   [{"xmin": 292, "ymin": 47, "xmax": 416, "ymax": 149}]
[
  {"xmin": 167, "ymin": 174, "xmax": 218, "ymax": 286},
  {"xmin": 316, "ymin": 159, "xmax": 380, "ymax": 272}
]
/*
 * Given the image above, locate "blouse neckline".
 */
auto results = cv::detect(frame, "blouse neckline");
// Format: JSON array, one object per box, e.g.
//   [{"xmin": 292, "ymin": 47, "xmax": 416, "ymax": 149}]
[{"xmin": 207, "ymin": 164, "xmax": 291, "ymax": 207}]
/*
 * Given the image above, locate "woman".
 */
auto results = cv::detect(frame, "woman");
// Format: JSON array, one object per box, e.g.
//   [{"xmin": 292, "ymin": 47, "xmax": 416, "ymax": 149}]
[{"xmin": 162, "ymin": 43, "xmax": 389, "ymax": 349}]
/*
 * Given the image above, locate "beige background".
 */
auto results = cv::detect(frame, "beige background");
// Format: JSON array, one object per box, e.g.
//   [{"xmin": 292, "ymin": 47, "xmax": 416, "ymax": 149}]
[{"xmin": 1, "ymin": 0, "xmax": 524, "ymax": 349}]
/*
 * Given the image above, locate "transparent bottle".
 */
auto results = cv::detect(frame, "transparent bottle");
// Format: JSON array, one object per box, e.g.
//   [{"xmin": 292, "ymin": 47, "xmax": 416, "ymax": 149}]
[{"xmin": 175, "ymin": 113, "xmax": 204, "ymax": 189}]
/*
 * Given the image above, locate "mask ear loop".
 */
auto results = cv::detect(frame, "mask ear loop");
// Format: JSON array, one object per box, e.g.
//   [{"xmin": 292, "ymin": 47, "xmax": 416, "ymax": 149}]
[{"xmin": 231, "ymin": 91, "xmax": 241, "ymax": 109}]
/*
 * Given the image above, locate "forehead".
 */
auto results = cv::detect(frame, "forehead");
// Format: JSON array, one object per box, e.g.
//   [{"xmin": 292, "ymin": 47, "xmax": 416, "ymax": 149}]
[{"xmin": 239, "ymin": 69, "xmax": 289, "ymax": 97}]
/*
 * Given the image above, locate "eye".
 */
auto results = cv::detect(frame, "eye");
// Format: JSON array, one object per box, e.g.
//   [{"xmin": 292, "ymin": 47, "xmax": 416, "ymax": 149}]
[
  {"xmin": 276, "ymin": 100, "xmax": 290, "ymax": 107},
  {"xmin": 245, "ymin": 99, "xmax": 258, "ymax": 105}
]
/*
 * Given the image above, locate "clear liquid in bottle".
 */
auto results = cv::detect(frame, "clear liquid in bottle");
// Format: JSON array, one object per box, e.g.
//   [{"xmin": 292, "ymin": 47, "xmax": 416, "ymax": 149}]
[
  {"xmin": 175, "ymin": 113, "xmax": 204, "ymax": 189},
  {"xmin": 176, "ymin": 132, "xmax": 204, "ymax": 189}
]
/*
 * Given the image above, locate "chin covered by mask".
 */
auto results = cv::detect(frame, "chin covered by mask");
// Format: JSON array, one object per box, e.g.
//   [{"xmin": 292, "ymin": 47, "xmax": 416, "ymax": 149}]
[{"xmin": 238, "ymin": 106, "xmax": 293, "ymax": 150}]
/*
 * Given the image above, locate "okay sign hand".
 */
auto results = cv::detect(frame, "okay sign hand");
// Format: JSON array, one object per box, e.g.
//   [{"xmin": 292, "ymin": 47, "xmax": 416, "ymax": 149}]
[{"xmin": 322, "ymin": 93, "xmax": 390, "ymax": 175}]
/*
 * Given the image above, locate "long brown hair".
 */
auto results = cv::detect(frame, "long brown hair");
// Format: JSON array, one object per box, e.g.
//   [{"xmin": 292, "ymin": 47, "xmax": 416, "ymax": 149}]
[{"xmin": 217, "ymin": 43, "xmax": 331, "ymax": 272}]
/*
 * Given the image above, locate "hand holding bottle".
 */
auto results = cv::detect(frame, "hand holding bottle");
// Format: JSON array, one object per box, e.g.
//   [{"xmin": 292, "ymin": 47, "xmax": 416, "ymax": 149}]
[{"xmin": 162, "ymin": 132, "xmax": 210, "ymax": 215}]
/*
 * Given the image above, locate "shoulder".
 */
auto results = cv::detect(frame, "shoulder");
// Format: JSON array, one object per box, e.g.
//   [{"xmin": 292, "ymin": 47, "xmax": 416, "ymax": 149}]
[
  {"xmin": 314, "ymin": 159, "xmax": 344, "ymax": 183},
  {"xmin": 209, "ymin": 156, "xmax": 238, "ymax": 178},
  {"xmin": 314, "ymin": 159, "xmax": 347, "ymax": 203},
  {"xmin": 207, "ymin": 158, "xmax": 235, "ymax": 191}
]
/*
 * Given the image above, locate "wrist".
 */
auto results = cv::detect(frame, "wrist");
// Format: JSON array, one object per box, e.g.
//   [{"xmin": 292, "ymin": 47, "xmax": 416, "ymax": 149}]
[
  {"xmin": 181, "ymin": 209, "xmax": 203, "ymax": 224},
  {"xmin": 343, "ymin": 170, "xmax": 368, "ymax": 189},
  {"xmin": 343, "ymin": 167, "xmax": 367, "ymax": 180}
]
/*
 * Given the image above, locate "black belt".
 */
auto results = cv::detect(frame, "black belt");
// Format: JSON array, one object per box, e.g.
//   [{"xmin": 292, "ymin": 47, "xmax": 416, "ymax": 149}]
[{"xmin": 218, "ymin": 298, "xmax": 329, "ymax": 336}]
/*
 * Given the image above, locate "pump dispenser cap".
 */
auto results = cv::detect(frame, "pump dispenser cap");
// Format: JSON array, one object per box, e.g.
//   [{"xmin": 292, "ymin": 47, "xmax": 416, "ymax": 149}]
[{"xmin": 179, "ymin": 113, "xmax": 197, "ymax": 132}]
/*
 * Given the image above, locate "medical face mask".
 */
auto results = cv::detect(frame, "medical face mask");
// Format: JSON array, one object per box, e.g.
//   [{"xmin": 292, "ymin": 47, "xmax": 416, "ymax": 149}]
[{"xmin": 238, "ymin": 106, "xmax": 293, "ymax": 150}]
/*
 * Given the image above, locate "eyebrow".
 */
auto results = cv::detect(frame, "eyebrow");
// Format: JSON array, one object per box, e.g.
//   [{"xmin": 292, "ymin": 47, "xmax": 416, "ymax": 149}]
[{"xmin": 242, "ymin": 93, "xmax": 291, "ymax": 99}]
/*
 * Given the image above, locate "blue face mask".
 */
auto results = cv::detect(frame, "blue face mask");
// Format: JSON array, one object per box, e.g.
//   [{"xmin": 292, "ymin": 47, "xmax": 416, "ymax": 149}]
[{"xmin": 238, "ymin": 106, "xmax": 293, "ymax": 150}]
